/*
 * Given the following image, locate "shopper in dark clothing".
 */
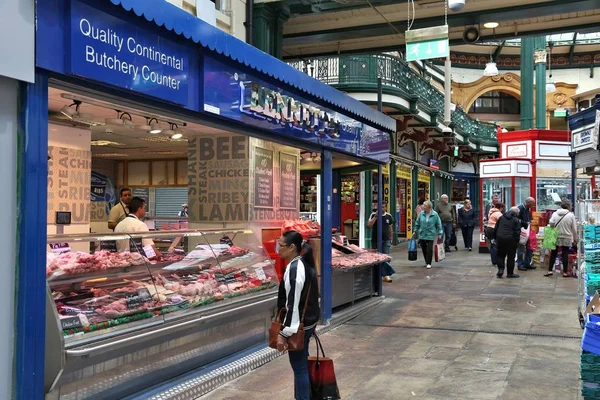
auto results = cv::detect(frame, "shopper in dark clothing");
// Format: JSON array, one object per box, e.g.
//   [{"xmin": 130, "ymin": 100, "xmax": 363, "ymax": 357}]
[
  {"xmin": 458, "ymin": 199, "xmax": 476, "ymax": 251},
  {"xmin": 276, "ymin": 230, "xmax": 320, "ymax": 400},
  {"xmin": 368, "ymin": 203, "xmax": 396, "ymax": 282},
  {"xmin": 517, "ymin": 197, "xmax": 535, "ymax": 271},
  {"xmin": 494, "ymin": 206, "xmax": 522, "ymax": 278},
  {"xmin": 435, "ymin": 194, "xmax": 456, "ymax": 252}
]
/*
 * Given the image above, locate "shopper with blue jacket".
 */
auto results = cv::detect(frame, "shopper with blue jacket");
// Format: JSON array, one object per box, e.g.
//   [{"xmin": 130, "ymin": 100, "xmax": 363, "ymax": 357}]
[{"xmin": 413, "ymin": 200, "xmax": 443, "ymax": 269}]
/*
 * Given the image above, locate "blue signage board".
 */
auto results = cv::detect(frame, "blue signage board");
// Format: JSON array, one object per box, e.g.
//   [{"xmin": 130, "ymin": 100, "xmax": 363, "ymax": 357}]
[
  {"xmin": 69, "ymin": 1, "xmax": 191, "ymax": 105},
  {"xmin": 203, "ymin": 58, "xmax": 390, "ymax": 163}
]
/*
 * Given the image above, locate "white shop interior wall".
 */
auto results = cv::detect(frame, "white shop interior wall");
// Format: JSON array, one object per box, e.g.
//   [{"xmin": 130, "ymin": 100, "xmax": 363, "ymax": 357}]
[
  {"xmin": 48, "ymin": 124, "xmax": 91, "ymax": 251},
  {"xmin": 0, "ymin": 76, "xmax": 18, "ymax": 400}
]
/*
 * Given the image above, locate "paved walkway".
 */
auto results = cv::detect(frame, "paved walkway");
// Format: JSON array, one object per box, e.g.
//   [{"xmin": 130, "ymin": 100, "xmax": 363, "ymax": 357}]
[{"xmin": 199, "ymin": 233, "xmax": 583, "ymax": 400}]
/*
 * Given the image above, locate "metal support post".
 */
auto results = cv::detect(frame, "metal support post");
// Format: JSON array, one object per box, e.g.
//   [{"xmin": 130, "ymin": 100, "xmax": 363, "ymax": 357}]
[{"xmin": 320, "ymin": 150, "xmax": 333, "ymax": 321}]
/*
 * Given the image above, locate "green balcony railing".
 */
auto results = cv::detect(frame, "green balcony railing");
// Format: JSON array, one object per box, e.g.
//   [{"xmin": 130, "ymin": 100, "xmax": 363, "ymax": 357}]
[{"xmin": 288, "ymin": 54, "xmax": 498, "ymax": 147}]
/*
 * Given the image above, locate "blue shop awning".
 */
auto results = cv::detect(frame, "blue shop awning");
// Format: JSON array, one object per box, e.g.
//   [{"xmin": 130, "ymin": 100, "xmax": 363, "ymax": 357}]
[{"xmin": 108, "ymin": 0, "xmax": 396, "ymax": 132}]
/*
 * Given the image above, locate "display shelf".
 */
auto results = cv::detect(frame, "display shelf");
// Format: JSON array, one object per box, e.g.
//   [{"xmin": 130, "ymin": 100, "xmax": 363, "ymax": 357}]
[{"xmin": 46, "ymin": 230, "xmax": 277, "ymax": 343}]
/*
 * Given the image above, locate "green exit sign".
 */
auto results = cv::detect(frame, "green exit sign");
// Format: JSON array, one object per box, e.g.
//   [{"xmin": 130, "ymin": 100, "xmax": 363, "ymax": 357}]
[
  {"xmin": 554, "ymin": 109, "xmax": 567, "ymax": 117},
  {"xmin": 406, "ymin": 38, "xmax": 449, "ymax": 62}
]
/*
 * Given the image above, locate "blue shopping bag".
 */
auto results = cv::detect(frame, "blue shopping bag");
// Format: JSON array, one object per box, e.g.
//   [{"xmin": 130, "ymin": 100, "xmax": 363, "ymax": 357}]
[{"xmin": 408, "ymin": 239, "xmax": 418, "ymax": 261}]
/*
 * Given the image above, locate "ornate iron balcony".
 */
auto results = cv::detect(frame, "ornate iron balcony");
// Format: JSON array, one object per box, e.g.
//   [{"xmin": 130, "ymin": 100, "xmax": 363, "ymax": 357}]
[{"xmin": 288, "ymin": 54, "xmax": 498, "ymax": 147}]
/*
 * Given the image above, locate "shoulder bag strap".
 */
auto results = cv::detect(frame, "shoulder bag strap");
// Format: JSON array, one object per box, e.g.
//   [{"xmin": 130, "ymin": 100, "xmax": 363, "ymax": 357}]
[
  {"xmin": 300, "ymin": 281, "xmax": 312, "ymax": 323},
  {"xmin": 555, "ymin": 213, "xmax": 568, "ymax": 228}
]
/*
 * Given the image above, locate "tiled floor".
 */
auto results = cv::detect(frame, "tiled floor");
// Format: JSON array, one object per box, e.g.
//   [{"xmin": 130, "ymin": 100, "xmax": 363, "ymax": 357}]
[{"xmin": 199, "ymin": 234, "xmax": 583, "ymax": 399}]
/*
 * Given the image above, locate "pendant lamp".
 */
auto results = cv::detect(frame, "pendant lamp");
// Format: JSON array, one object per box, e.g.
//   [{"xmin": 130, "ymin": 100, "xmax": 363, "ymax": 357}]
[
  {"xmin": 546, "ymin": 41, "xmax": 556, "ymax": 93},
  {"xmin": 483, "ymin": 55, "xmax": 499, "ymax": 77}
]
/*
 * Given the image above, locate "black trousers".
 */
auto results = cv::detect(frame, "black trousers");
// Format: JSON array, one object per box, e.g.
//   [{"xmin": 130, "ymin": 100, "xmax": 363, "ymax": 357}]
[
  {"xmin": 548, "ymin": 246, "xmax": 569, "ymax": 273},
  {"xmin": 496, "ymin": 240, "xmax": 518, "ymax": 275},
  {"xmin": 420, "ymin": 240, "xmax": 434, "ymax": 265},
  {"xmin": 461, "ymin": 226, "xmax": 474, "ymax": 248}
]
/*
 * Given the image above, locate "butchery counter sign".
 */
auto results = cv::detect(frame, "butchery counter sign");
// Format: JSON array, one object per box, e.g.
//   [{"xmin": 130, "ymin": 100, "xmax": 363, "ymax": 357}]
[
  {"xmin": 70, "ymin": 1, "xmax": 191, "ymax": 105},
  {"xmin": 187, "ymin": 134, "xmax": 250, "ymax": 223},
  {"xmin": 253, "ymin": 147, "xmax": 274, "ymax": 208},
  {"xmin": 203, "ymin": 57, "xmax": 389, "ymax": 164},
  {"xmin": 279, "ymin": 152, "xmax": 298, "ymax": 209},
  {"xmin": 48, "ymin": 146, "xmax": 91, "ymax": 224}
]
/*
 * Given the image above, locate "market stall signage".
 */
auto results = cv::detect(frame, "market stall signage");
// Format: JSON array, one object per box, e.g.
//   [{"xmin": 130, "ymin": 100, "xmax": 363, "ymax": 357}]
[
  {"xmin": 417, "ymin": 170, "xmax": 431, "ymax": 184},
  {"xmin": 253, "ymin": 147, "xmax": 274, "ymax": 208},
  {"xmin": 60, "ymin": 316, "xmax": 82, "ymax": 330},
  {"xmin": 397, "ymin": 166, "xmax": 412, "ymax": 181},
  {"xmin": 573, "ymin": 120, "xmax": 599, "ymax": 152},
  {"xmin": 91, "ymin": 171, "xmax": 107, "ymax": 202},
  {"xmin": 202, "ymin": 58, "xmax": 390, "ymax": 164},
  {"xmin": 69, "ymin": 1, "xmax": 190, "ymax": 105},
  {"xmin": 49, "ymin": 243, "xmax": 71, "ymax": 254},
  {"xmin": 279, "ymin": 152, "xmax": 298, "ymax": 209},
  {"xmin": 406, "ymin": 182, "xmax": 413, "ymax": 239}
]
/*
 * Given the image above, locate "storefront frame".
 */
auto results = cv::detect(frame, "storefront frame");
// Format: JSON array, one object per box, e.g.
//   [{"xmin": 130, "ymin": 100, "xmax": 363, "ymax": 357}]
[{"xmin": 20, "ymin": 0, "xmax": 394, "ymax": 398}]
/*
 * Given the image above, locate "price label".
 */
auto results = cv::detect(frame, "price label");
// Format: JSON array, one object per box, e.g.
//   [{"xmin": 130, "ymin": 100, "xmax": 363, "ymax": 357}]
[
  {"xmin": 143, "ymin": 245, "xmax": 157, "ymax": 259},
  {"xmin": 125, "ymin": 294, "xmax": 144, "ymax": 309},
  {"xmin": 50, "ymin": 243, "xmax": 71, "ymax": 254},
  {"xmin": 60, "ymin": 316, "xmax": 82, "ymax": 330},
  {"xmin": 137, "ymin": 288, "xmax": 152, "ymax": 301},
  {"xmin": 255, "ymin": 267, "xmax": 267, "ymax": 281}
]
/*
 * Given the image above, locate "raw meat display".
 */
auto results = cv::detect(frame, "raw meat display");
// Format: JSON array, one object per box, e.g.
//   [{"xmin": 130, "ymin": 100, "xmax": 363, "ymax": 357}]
[
  {"xmin": 282, "ymin": 219, "xmax": 321, "ymax": 239},
  {"xmin": 46, "ymin": 250, "xmax": 147, "ymax": 279},
  {"xmin": 332, "ymin": 249, "xmax": 344, "ymax": 258},
  {"xmin": 331, "ymin": 252, "xmax": 392, "ymax": 271}
]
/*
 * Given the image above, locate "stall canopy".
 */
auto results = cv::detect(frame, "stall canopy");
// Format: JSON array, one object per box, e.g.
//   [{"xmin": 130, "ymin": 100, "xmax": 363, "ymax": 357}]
[{"xmin": 107, "ymin": 0, "xmax": 396, "ymax": 133}]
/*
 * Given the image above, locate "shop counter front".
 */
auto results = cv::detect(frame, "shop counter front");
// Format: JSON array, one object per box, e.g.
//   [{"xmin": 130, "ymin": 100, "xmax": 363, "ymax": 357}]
[{"xmin": 44, "ymin": 230, "xmax": 277, "ymax": 400}]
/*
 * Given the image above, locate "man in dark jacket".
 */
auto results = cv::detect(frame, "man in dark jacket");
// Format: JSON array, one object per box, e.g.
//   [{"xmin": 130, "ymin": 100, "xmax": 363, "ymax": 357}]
[
  {"xmin": 517, "ymin": 197, "xmax": 535, "ymax": 270},
  {"xmin": 494, "ymin": 206, "xmax": 522, "ymax": 278}
]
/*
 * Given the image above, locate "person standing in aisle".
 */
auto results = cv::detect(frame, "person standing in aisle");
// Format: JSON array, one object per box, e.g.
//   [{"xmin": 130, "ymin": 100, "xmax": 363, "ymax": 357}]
[
  {"xmin": 368, "ymin": 203, "xmax": 396, "ymax": 282},
  {"xmin": 435, "ymin": 194, "xmax": 456, "ymax": 252},
  {"xmin": 414, "ymin": 198, "xmax": 425, "ymax": 220},
  {"xmin": 413, "ymin": 201, "xmax": 443, "ymax": 269},
  {"xmin": 544, "ymin": 200, "xmax": 578, "ymax": 277},
  {"xmin": 114, "ymin": 197, "xmax": 162, "ymax": 257},
  {"xmin": 494, "ymin": 206, "xmax": 522, "ymax": 278},
  {"xmin": 458, "ymin": 199, "xmax": 476, "ymax": 251},
  {"xmin": 484, "ymin": 194, "xmax": 500, "ymax": 227},
  {"xmin": 485, "ymin": 202, "xmax": 505, "ymax": 267},
  {"xmin": 275, "ymin": 230, "xmax": 320, "ymax": 400},
  {"xmin": 517, "ymin": 197, "xmax": 536, "ymax": 271},
  {"xmin": 108, "ymin": 188, "xmax": 132, "ymax": 230}
]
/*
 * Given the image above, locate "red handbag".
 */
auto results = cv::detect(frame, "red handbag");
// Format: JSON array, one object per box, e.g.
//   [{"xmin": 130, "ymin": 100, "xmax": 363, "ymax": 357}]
[{"xmin": 308, "ymin": 333, "xmax": 341, "ymax": 400}]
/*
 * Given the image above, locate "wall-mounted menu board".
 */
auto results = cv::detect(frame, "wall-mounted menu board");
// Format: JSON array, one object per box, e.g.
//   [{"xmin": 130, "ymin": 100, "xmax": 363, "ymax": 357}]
[
  {"xmin": 253, "ymin": 146, "xmax": 274, "ymax": 208},
  {"xmin": 279, "ymin": 152, "xmax": 298, "ymax": 209}
]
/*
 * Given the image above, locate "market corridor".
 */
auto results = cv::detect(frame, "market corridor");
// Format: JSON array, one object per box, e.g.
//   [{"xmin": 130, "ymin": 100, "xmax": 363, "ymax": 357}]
[{"xmin": 199, "ymin": 238, "xmax": 582, "ymax": 400}]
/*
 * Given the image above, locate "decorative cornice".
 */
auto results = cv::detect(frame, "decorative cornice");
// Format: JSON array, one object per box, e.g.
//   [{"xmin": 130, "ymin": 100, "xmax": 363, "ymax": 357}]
[{"xmin": 448, "ymin": 52, "xmax": 600, "ymax": 68}]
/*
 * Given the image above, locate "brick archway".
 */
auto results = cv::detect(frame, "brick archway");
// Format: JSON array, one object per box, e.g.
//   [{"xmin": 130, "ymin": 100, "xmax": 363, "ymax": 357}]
[{"xmin": 453, "ymin": 73, "xmax": 522, "ymax": 111}]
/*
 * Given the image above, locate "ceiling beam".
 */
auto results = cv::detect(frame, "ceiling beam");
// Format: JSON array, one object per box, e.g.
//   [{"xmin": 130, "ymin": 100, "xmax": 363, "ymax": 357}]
[
  {"xmin": 568, "ymin": 32, "xmax": 578, "ymax": 65},
  {"xmin": 290, "ymin": 0, "xmax": 409, "ymax": 16},
  {"xmin": 283, "ymin": 0, "xmax": 600, "ymax": 46},
  {"xmin": 493, "ymin": 41, "xmax": 506, "ymax": 61},
  {"xmin": 282, "ymin": 21, "xmax": 600, "ymax": 60}
]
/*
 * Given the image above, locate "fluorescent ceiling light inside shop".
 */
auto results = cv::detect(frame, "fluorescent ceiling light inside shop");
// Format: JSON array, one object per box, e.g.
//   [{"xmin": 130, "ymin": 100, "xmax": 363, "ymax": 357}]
[{"xmin": 484, "ymin": 22, "xmax": 499, "ymax": 29}]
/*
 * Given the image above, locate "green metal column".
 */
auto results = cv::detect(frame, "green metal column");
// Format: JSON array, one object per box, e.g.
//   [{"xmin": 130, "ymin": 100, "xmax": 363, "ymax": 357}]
[
  {"xmin": 252, "ymin": 3, "xmax": 289, "ymax": 58},
  {"xmin": 252, "ymin": 3, "xmax": 272, "ymax": 54},
  {"xmin": 534, "ymin": 36, "xmax": 547, "ymax": 129},
  {"xmin": 389, "ymin": 161, "xmax": 398, "ymax": 245},
  {"xmin": 364, "ymin": 171, "xmax": 373, "ymax": 249},
  {"xmin": 430, "ymin": 173, "xmax": 436, "ymax": 208},
  {"xmin": 520, "ymin": 37, "xmax": 535, "ymax": 129}
]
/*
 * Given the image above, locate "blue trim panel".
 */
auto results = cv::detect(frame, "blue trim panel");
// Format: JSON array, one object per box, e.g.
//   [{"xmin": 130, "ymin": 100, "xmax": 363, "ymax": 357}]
[
  {"xmin": 106, "ymin": 0, "xmax": 395, "ymax": 132},
  {"xmin": 15, "ymin": 72, "xmax": 49, "ymax": 399},
  {"xmin": 320, "ymin": 151, "xmax": 333, "ymax": 321},
  {"xmin": 568, "ymin": 103, "xmax": 600, "ymax": 131}
]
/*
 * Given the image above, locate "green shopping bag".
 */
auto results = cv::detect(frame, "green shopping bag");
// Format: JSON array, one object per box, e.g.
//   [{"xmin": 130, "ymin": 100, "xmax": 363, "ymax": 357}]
[{"xmin": 542, "ymin": 226, "xmax": 559, "ymax": 249}]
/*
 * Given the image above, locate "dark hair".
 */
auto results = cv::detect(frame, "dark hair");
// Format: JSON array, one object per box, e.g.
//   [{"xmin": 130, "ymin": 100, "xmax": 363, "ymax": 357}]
[
  {"xmin": 129, "ymin": 197, "xmax": 146, "ymax": 214},
  {"xmin": 495, "ymin": 202, "xmax": 505, "ymax": 210},
  {"xmin": 120, "ymin": 187, "xmax": 132, "ymax": 196},
  {"xmin": 418, "ymin": 198, "xmax": 425, "ymax": 205},
  {"xmin": 282, "ymin": 230, "xmax": 316, "ymax": 270}
]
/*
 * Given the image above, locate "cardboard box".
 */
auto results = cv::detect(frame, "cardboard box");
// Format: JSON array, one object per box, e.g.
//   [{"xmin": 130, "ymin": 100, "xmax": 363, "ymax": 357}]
[{"xmin": 585, "ymin": 292, "xmax": 600, "ymax": 317}]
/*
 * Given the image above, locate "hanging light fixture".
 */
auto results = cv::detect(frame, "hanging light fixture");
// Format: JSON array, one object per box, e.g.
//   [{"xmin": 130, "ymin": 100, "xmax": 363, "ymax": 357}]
[
  {"xmin": 170, "ymin": 124, "xmax": 183, "ymax": 140},
  {"xmin": 60, "ymin": 100, "xmax": 81, "ymax": 119},
  {"xmin": 483, "ymin": 54, "xmax": 499, "ymax": 76},
  {"xmin": 148, "ymin": 118, "xmax": 162, "ymax": 134},
  {"xmin": 135, "ymin": 117, "xmax": 152, "ymax": 132},
  {"xmin": 546, "ymin": 41, "xmax": 556, "ymax": 93},
  {"xmin": 106, "ymin": 110, "xmax": 125, "ymax": 126}
]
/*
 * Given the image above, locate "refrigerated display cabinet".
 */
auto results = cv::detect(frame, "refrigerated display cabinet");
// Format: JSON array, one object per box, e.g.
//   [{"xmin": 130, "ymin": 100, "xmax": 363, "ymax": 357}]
[{"xmin": 44, "ymin": 230, "xmax": 277, "ymax": 400}]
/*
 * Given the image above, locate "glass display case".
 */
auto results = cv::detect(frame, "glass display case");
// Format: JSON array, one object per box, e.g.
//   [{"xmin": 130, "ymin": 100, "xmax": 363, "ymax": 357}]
[{"xmin": 46, "ymin": 230, "xmax": 277, "ymax": 343}]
